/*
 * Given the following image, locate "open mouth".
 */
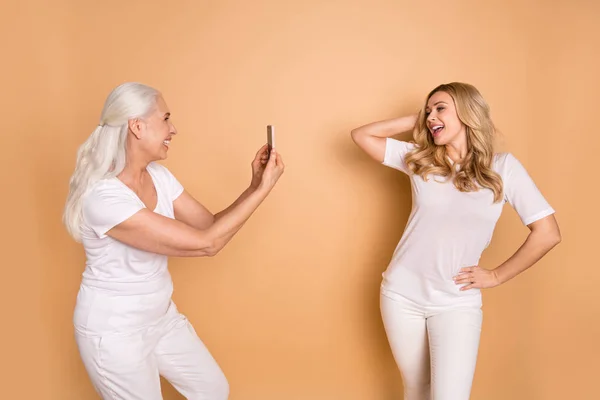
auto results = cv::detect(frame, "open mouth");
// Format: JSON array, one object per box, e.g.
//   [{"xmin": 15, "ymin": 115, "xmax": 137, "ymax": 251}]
[
  {"xmin": 431, "ymin": 125, "xmax": 444, "ymax": 137},
  {"xmin": 163, "ymin": 139, "xmax": 171, "ymax": 147}
]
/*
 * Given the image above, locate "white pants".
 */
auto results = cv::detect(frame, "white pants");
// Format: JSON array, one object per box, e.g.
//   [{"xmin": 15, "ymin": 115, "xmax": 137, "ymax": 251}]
[
  {"xmin": 75, "ymin": 303, "xmax": 229, "ymax": 400},
  {"xmin": 380, "ymin": 289, "xmax": 483, "ymax": 400}
]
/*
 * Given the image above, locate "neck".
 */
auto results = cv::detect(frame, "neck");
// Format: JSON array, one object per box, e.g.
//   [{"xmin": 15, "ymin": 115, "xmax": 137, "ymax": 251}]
[
  {"xmin": 445, "ymin": 136, "xmax": 468, "ymax": 163},
  {"xmin": 118, "ymin": 146, "xmax": 150, "ymax": 186}
]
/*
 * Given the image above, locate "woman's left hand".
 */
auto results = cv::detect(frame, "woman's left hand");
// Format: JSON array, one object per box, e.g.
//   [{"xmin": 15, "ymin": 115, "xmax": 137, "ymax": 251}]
[
  {"xmin": 250, "ymin": 144, "xmax": 270, "ymax": 189},
  {"xmin": 454, "ymin": 265, "xmax": 501, "ymax": 291}
]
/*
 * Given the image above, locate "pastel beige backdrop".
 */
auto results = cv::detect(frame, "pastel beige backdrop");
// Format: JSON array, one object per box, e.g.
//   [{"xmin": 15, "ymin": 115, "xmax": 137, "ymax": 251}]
[{"xmin": 1, "ymin": 0, "xmax": 598, "ymax": 399}]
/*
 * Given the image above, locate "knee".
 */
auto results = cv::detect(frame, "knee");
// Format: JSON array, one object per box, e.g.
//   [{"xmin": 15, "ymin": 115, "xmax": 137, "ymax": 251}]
[{"xmin": 404, "ymin": 382, "xmax": 430, "ymax": 400}]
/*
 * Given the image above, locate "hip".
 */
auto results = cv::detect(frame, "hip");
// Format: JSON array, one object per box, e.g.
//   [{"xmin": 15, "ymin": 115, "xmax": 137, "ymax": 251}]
[{"xmin": 74, "ymin": 278, "xmax": 174, "ymax": 335}]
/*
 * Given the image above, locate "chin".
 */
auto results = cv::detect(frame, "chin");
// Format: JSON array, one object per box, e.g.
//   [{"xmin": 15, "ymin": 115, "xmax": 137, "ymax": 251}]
[
  {"xmin": 432, "ymin": 136, "xmax": 446, "ymax": 146},
  {"xmin": 158, "ymin": 147, "xmax": 170, "ymax": 160}
]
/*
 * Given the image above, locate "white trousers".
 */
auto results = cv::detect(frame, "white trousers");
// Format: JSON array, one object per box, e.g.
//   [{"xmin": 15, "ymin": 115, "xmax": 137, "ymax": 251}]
[
  {"xmin": 380, "ymin": 289, "xmax": 483, "ymax": 400},
  {"xmin": 75, "ymin": 303, "xmax": 229, "ymax": 400}
]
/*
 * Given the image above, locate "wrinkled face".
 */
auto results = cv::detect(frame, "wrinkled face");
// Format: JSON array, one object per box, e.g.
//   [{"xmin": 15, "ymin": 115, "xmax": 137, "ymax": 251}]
[
  {"xmin": 425, "ymin": 91, "xmax": 465, "ymax": 146},
  {"xmin": 134, "ymin": 95, "xmax": 177, "ymax": 161}
]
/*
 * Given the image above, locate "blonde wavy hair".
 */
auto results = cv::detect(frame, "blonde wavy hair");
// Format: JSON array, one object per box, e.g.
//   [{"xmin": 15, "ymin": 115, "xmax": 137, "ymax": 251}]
[{"xmin": 404, "ymin": 82, "xmax": 504, "ymax": 202}]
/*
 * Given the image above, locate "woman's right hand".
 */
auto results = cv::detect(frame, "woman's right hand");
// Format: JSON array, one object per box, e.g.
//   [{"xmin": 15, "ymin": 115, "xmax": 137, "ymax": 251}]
[
  {"xmin": 350, "ymin": 114, "xmax": 419, "ymax": 163},
  {"xmin": 257, "ymin": 148, "xmax": 285, "ymax": 194}
]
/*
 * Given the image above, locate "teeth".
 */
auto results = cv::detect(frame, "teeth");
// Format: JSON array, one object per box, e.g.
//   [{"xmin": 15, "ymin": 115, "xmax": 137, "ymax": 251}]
[{"xmin": 163, "ymin": 140, "xmax": 170, "ymax": 145}]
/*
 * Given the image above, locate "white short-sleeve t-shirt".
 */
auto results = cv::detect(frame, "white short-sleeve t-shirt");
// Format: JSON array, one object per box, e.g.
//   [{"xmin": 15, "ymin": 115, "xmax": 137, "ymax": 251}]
[
  {"xmin": 73, "ymin": 162, "xmax": 184, "ymax": 334},
  {"xmin": 381, "ymin": 138, "xmax": 555, "ymax": 307}
]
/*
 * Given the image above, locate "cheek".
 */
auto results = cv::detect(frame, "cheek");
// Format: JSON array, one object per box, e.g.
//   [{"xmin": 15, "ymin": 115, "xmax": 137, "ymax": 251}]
[
  {"xmin": 445, "ymin": 116, "xmax": 462, "ymax": 134},
  {"xmin": 143, "ymin": 128, "xmax": 165, "ymax": 148}
]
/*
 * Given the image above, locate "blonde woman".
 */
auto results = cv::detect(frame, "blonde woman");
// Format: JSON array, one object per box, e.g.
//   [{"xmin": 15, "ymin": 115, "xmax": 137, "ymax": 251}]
[
  {"xmin": 351, "ymin": 82, "xmax": 560, "ymax": 399},
  {"xmin": 63, "ymin": 82, "xmax": 284, "ymax": 399}
]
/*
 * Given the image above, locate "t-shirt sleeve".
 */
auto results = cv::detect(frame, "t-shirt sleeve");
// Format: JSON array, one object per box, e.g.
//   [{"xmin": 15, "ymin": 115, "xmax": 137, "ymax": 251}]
[
  {"xmin": 151, "ymin": 163, "xmax": 184, "ymax": 202},
  {"xmin": 82, "ymin": 182, "xmax": 144, "ymax": 238},
  {"xmin": 382, "ymin": 138, "xmax": 416, "ymax": 174},
  {"xmin": 502, "ymin": 153, "xmax": 555, "ymax": 226}
]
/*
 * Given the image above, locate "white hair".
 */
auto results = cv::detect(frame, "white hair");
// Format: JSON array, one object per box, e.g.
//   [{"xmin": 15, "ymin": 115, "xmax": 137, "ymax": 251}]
[{"xmin": 63, "ymin": 82, "xmax": 160, "ymax": 242}]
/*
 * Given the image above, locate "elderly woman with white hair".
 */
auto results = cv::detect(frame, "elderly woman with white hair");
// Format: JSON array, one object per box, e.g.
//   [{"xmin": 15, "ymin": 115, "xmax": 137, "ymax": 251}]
[{"xmin": 63, "ymin": 82, "xmax": 285, "ymax": 399}]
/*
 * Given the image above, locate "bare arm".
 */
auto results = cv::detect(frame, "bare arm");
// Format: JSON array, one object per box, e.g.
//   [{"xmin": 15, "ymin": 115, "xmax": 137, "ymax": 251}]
[
  {"xmin": 173, "ymin": 144, "xmax": 269, "ymax": 230},
  {"xmin": 107, "ymin": 149, "xmax": 285, "ymax": 257},
  {"xmin": 214, "ymin": 185, "xmax": 256, "ymax": 222},
  {"xmin": 350, "ymin": 114, "xmax": 418, "ymax": 163},
  {"xmin": 456, "ymin": 214, "xmax": 562, "ymax": 290},
  {"xmin": 173, "ymin": 190, "xmax": 215, "ymax": 230},
  {"xmin": 106, "ymin": 187, "xmax": 269, "ymax": 257},
  {"xmin": 173, "ymin": 185, "xmax": 259, "ymax": 231},
  {"xmin": 493, "ymin": 214, "xmax": 562, "ymax": 284}
]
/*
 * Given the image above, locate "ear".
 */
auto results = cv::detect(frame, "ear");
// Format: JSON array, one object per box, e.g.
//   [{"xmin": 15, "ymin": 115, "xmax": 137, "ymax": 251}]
[{"xmin": 128, "ymin": 118, "xmax": 144, "ymax": 140}]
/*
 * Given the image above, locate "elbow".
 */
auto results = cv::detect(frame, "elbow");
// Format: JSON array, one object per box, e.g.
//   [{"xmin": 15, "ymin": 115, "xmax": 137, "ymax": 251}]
[
  {"xmin": 203, "ymin": 239, "xmax": 221, "ymax": 257},
  {"xmin": 539, "ymin": 229, "xmax": 561, "ymax": 249},
  {"xmin": 205, "ymin": 248, "xmax": 218, "ymax": 257},
  {"xmin": 548, "ymin": 223, "xmax": 562, "ymax": 247},
  {"xmin": 551, "ymin": 231, "xmax": 562, "ymax": 247},
  {"xmin": 350, "ymin": 128, "xmax": 362, "ymax": 143},
  {"xmin": 205, "ymin": 234, "xmax": 228, "ymax": 257},
  {"xmin": 350, "ymin": 128, "xmax": 364, "ymax": 144},
  {"xmin": 194, "ymin": 232, "xmax": 220, "ymax": 257}
]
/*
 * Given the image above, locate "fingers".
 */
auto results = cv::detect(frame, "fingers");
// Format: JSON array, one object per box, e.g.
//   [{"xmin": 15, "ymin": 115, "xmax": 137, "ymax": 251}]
[
  {"xmin": 453, "ymin": 273, "xmax": 475, "ymax": 284},
  {"xmin": 455, "ymin": 272, "xmax": 477, "ymax": 290},
  {"xmin": 275, "ymin": 152, "xmax": 285, "ymax": 169},
  {"xmin": 256, "ymin": 143, "xmax": 268, "ymax": 155},
  {"xmin": 460, "ymin": 283, "xmax": 476, "ymax": 291},
  {"xmin": 253, "ymin": 144, "xmax": 270, "ymax": 165},
  {"xmin": 253, "ymin": 146, "xmax": 267, "ymax": 164},
  {"xmin": 266, "ymin": 148, "xmax": 277, "ymax": 167},
  {"xmin": 459, "ymin": 266, "xmax": 478, "ymax": 273}
]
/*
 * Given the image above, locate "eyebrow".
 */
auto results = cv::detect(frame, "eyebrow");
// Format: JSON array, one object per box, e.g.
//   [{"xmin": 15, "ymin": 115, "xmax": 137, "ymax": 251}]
[
  {"xmin": 426, "ymin": 101, "xmax": 448, "ymax": 109},
  {"xmin": 164, "ymin": 112, "xmax": 171, "ymax": 117}
]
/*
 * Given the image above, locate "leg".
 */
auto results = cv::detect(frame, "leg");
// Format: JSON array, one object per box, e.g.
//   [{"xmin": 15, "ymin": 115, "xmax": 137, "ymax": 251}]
[
  {"xmin": 380, "ymin": 292, "xmax": 431, "ymax": 400},
  {"xmin": 427, "ymin": 308, "xmax": 483, "ymax": 400},
  {"xmin": 155, "ymin": 314, "xmax": 229, "ymax": 400},
  {"xmin": 75, "ymin": 332, "xmax": 162, "ymax": 400}
]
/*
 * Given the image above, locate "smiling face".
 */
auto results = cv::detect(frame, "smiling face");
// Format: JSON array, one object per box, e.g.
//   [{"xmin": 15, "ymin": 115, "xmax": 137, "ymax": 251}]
[
  {"xmin": 425, "ymin": 91, "xmax": 466, "ymax": 147},
  {"xmin": 145, "ymin": 95, "xmax": 176, "ymax": 160},
  {"xmin": 129, "ymin": 94, "xmax": 178, "ymax": 162}
]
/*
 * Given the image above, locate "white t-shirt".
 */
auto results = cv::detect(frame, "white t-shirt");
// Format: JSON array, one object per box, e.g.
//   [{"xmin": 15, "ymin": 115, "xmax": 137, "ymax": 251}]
[
  {"xmin": 73, "ymin": 162, "xmax": 184, "ymax": 334},
  {"xmin": 380, "ymin": 138, "xmax": 555, "ymax": 308}
]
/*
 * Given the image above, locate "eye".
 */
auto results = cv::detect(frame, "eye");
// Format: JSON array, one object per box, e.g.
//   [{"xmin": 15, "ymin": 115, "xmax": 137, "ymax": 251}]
[{"xmin": 437, "ymin": 106, "xmax": 445, "ymax": 112}]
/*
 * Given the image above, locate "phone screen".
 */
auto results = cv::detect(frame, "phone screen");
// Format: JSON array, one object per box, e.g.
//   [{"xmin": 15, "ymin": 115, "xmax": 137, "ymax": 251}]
[{"xmin": 267, "ymin": 125, "xmax": 275, "ymax": 153}]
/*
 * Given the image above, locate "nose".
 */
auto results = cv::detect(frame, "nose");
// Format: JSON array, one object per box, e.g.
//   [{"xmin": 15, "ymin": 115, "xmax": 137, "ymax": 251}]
[{"xmin": 169, "ymin": 121, "xmax": 177, "ymax": 135}]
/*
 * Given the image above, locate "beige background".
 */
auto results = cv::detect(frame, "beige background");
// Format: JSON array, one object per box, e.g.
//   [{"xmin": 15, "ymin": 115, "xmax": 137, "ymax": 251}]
[{"xmin": 1, "ymin": 0, "xmax": 598, "ymax": 399}]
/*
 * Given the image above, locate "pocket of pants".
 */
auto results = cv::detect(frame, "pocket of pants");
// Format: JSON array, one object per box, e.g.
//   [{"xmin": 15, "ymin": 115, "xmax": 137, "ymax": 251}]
[{"xmin": 97, "ymin": 332, "xmax": 148, "ymax": 373}]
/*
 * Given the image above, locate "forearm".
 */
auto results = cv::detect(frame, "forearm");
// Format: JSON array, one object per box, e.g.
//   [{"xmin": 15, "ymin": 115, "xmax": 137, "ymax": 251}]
[
  {"xmin": 493, "ymin": 230, "xmax": 561, "ymax": 284},
  {"xmin": 214, "ymin": 185, "xmax": 257, "ymax": 222},
  {"xmin": 351, "ymin": 114, "xmax": 418, "ymax": 139},
  {"xmin": 206, "ymin": 187, "xmax": 269, "ymax": 253}
]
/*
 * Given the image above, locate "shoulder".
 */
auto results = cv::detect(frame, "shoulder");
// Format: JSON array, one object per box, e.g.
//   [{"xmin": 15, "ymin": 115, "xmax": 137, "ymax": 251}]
[
  {"xmin": 493, "ymin": 152, "xmax": 520, "ymax": 172},
  {"xmin": 81, "ymin": 178, "xmax": 139, "ymax": 219},
  {"xmin": 387, "ymin": 138, "xmax": 419, "ymax": 153},
  {"xmin": 83, "ymin": 178, "xmax": 129, "ymax": 203},
  {"xmin": 147, "ymin": 161, "xmax": 173, "ymax": 176},
  {"xmin": 147, "ymin": 162, "xmax": 178, "ymax": 184}
]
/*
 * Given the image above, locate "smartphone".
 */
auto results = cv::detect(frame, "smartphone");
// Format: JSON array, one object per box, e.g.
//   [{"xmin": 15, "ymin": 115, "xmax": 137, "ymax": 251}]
[{"xmin": 267, "ymin": 125, "xmax": 275, "ymax": 155}]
